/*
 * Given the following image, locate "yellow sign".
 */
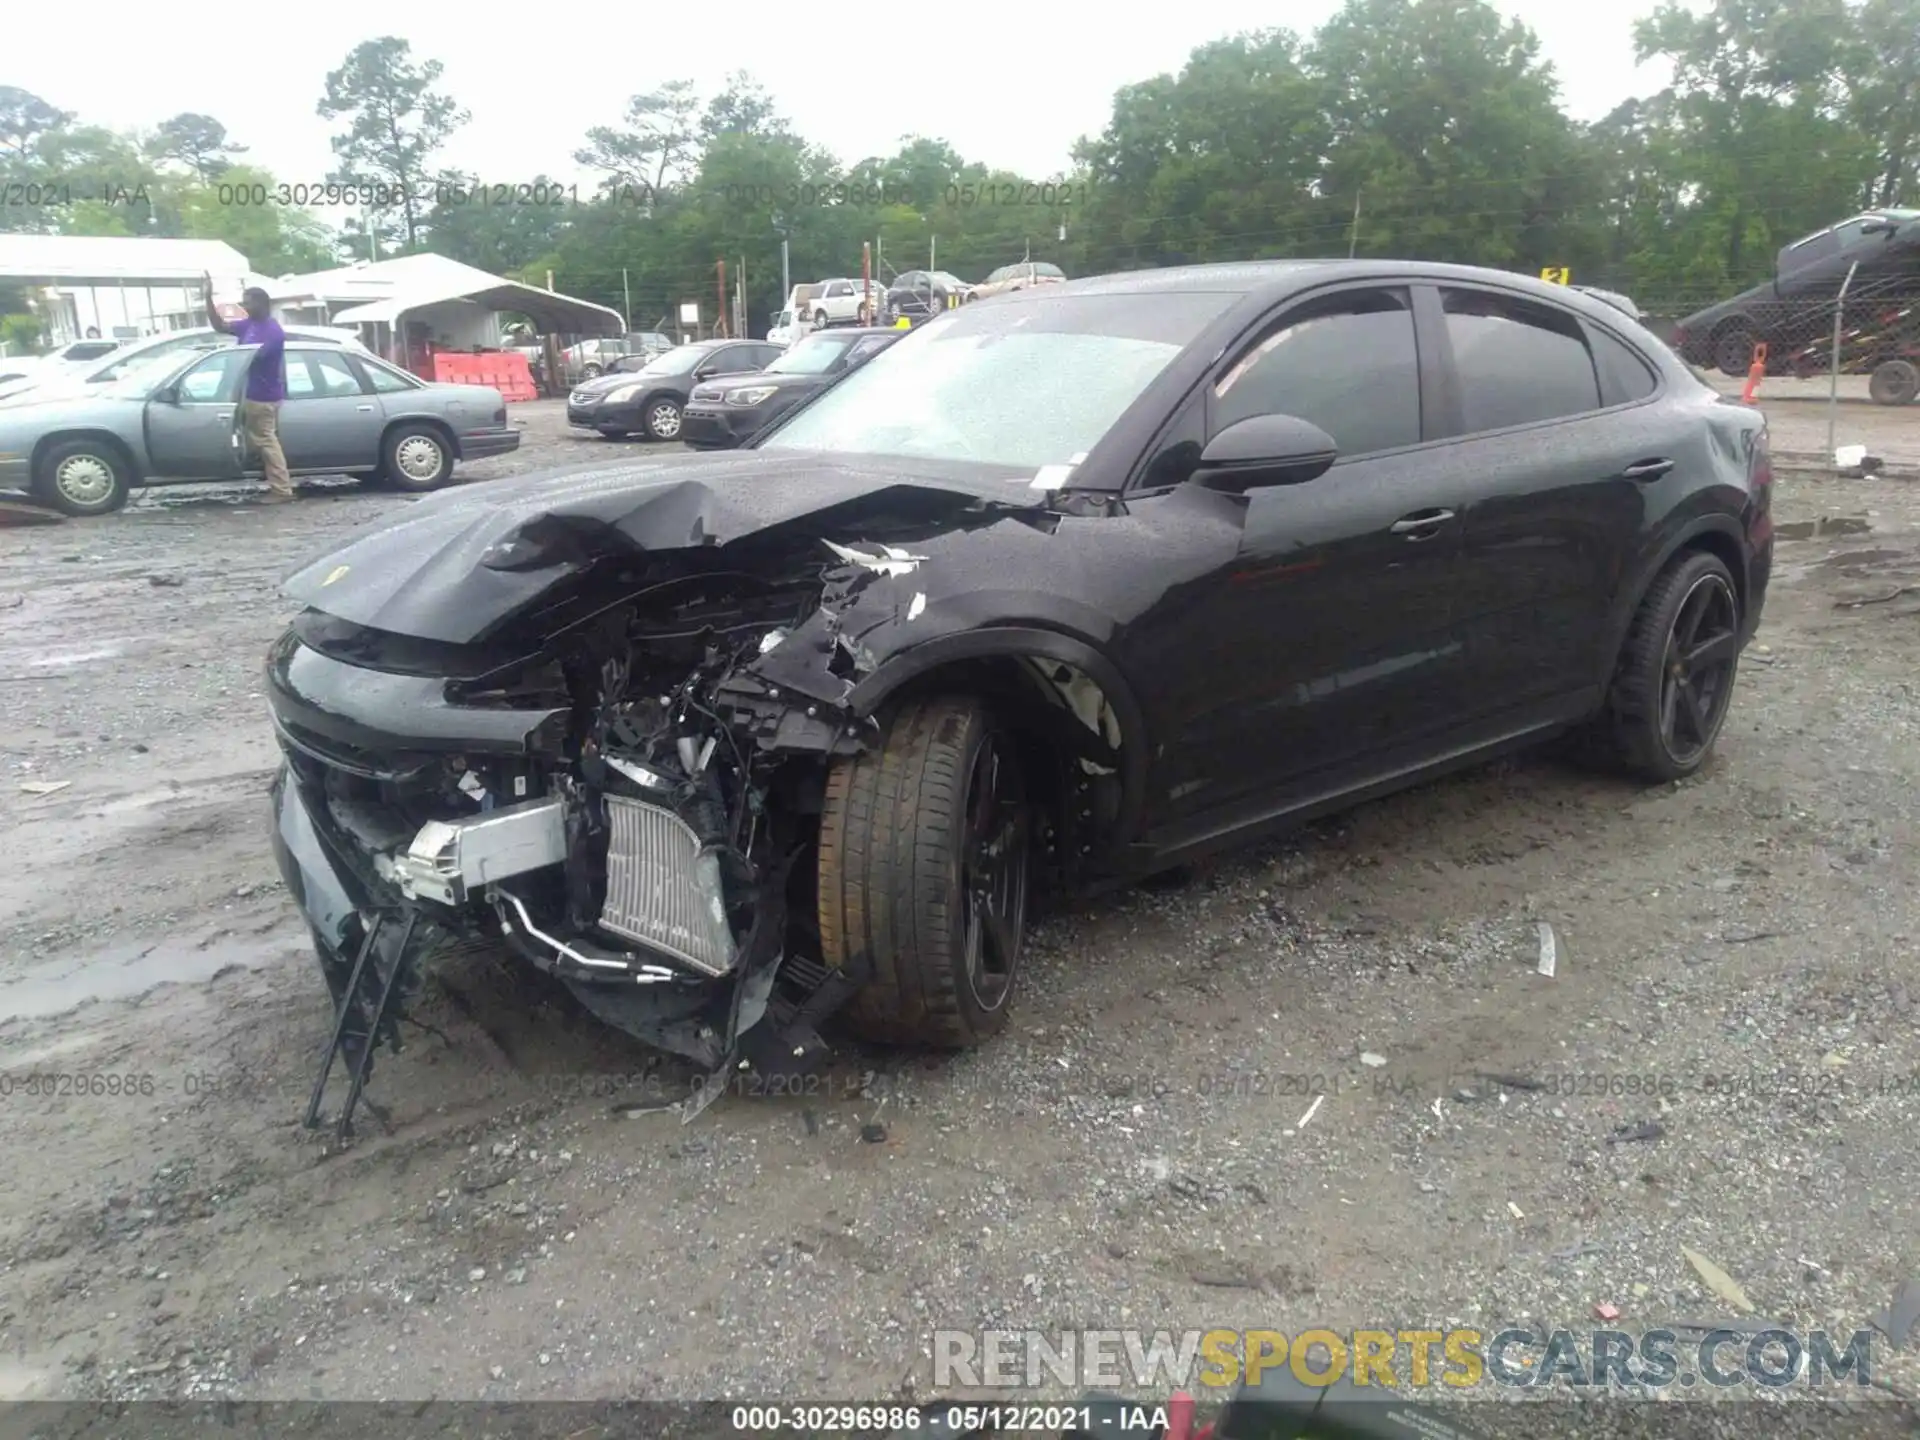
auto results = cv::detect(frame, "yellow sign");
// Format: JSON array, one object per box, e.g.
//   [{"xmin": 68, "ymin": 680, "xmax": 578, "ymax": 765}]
[
  {"xmin": 1540, "ymin": 266, "xmax": 1571, "ymax": 284},
  {"xmin": 895, "ymin": 316, "xmax": 912, "ymax": 330}
]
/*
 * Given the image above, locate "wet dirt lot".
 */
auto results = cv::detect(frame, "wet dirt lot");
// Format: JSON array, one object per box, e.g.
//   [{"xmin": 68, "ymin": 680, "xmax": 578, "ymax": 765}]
[{"xmin": 2, "ymin": 394, "xmax": 1919, "ymax": 1422}]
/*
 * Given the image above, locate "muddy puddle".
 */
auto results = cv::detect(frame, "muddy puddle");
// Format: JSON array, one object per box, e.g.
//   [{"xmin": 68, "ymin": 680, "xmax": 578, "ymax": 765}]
[{"xmin": 0, "ymin": 931, "xmax": 293, "ymax": 1021}]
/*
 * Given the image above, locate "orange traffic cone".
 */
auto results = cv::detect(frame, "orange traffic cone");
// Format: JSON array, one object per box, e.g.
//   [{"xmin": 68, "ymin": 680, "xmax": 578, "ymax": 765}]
[{"xmin": 1741, "ymin": 342, "xmax": 1769, "ymax": 404}]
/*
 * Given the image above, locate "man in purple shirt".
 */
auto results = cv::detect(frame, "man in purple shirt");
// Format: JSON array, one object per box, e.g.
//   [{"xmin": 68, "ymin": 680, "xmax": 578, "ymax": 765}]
[{"xmin": 202, "ymin": 276, "xmax": 293, "ymax": 502}]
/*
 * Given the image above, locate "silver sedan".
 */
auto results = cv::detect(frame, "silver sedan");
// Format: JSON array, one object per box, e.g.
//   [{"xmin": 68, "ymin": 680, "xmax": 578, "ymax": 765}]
[{"xmin": 0, "ymin": 343, "xmax": 520, "ymax": 516}]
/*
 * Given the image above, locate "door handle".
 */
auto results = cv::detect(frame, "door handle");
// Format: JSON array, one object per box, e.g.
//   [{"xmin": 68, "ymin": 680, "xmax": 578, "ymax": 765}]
[
  {"xmin": 1621, "ymin": 457, "xmax": 1674, "ymax": 481},
  {"xmin": 356, "ymin": 404, "xmax": 374, "ymax": 412},
  {"xmin": 1391, "ymin": 508, "xmax": 1456, "ymax": 537},
  {"xmin": 215, "ymin": 410, "xmax": 233, "ymax": 421}
]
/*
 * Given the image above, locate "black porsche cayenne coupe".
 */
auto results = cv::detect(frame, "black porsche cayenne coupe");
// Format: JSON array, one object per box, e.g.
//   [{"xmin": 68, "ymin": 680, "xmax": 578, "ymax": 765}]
[{"xmin": 266, "ymin": 259, "xmax": 1773, "ymax": 1128}]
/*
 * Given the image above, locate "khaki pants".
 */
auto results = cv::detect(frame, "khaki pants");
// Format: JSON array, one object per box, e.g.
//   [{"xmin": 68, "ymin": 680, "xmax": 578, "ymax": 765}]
[{"xmin": 238, "ymin": 400, "xmax": 291, "ymax": 496}]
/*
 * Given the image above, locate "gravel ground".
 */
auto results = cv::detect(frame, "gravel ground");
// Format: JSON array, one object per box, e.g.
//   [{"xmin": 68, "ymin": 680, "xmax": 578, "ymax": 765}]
[{"xmin": 1, "ymin": 394, "xmax": 1918, "ymax": 1432}]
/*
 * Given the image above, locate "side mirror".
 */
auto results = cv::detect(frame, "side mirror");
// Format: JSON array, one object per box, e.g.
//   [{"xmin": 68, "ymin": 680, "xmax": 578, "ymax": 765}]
[
  {"xmin": 1192, "ymin": 413, "xmax": 1338, "ymax": 490},
  {"xmin": 152, "ymin": 384, "xmax": 180, "ymax": 405}
]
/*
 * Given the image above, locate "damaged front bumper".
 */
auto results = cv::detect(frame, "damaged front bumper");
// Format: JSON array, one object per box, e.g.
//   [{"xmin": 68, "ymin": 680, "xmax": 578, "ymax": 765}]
[{"xmin": 263, "ymin": 611, "xmax": 874, "ymax": 1139}]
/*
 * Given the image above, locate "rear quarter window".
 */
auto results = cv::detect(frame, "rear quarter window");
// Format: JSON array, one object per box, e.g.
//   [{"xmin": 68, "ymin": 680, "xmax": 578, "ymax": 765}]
[{"xmin": 1590, "ymin": 328, "xmax": 1659, "ymax": 405}]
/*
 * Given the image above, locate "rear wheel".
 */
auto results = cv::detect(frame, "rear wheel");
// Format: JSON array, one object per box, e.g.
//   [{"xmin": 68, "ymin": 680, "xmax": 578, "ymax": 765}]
[
  {"xmin": 1869, "ymin": 358, "xmax": 1920, "ymax": 406},
  {"xmin": 380, "ymin": 424, "xmax": 453, "ymax": 492},
  {"xmin": 33, "ymin": 438, "xmax": 131, "ymax": 516},
  {"xmin": 821, "ymin": 696, "xmax": 1031, "ymax": 1048},
  {"xmin": 813, "ymin": 309, "xmax": 830, "ymax": 330},
  {"xmin": 1585, "ymin": 550, "xmax": 1744, "ymax": 782}
]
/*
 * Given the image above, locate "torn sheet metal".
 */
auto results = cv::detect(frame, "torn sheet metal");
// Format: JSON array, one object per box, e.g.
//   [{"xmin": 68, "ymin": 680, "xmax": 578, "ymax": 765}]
[{"xmin": 822, "ymin": 539, "xmax": 927, "ymax": 576}]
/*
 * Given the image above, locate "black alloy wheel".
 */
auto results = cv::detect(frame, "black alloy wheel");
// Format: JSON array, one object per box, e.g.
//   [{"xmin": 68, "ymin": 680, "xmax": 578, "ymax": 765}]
[
  {"xmin": 1657, "ymin": 568, "xmax": 1741, "ymax": 769},
  {"xmin": 959, "ymin": 735, "xmax": 1029, "ymax": 1015},
  {"xmin": 1581, "ymin": 549, "xmax": 1745, "ymax": 782}
]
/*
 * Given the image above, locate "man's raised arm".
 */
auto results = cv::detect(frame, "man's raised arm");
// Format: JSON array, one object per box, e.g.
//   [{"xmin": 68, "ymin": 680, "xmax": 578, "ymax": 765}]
[{"xmin": 202, "ymin": 274, "xmax": 232, "ymax": 334}]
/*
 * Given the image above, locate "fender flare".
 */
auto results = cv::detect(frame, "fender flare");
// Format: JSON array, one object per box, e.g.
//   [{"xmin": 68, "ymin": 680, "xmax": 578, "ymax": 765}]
[
  {"xmin": 846, "ymin": 625, "xmax": 1154, "ymax": 852},
  {"xmin": 1600, "ymin": 512, "xmax": 1751, "ymax": 669}
]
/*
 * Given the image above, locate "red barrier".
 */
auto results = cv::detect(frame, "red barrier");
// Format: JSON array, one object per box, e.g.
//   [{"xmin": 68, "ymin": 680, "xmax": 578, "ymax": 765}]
[{"xmin": 431, "ymin": 351, "xmax": 537, "ymax": 403}]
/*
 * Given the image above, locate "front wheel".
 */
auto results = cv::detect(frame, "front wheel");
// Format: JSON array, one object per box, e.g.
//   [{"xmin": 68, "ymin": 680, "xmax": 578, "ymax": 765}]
[
  {"xmin": 1585, "ymin": 550, "xmax": 1744, "ymax": 782},
  {"xmin": 642, "ymin": 396, "xmax": 682, "ymax": 441},
  {"xmin": 380, "ymin": 424, "xmax": 453, "ymax": 492},
  {"xmin": 812, "ymin": 310, "xmax": 830, "ymax": 330},
  {"xmin": 34, "ymin": 438, "xmax": 131, "ymax": 516},
  {"xmin": 820, "ymin": 695, "xmax": 1031, "ymax": 1048},
  {"xmin": 1869, "ymin": 358, "xmax": 1920, "ymax": 406}
]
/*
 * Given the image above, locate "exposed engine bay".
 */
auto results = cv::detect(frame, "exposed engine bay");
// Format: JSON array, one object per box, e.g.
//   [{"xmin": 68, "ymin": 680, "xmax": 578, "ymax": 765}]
[{"xmin": 266, "ymin": 476, "xmax": 1135, "ymax": 1140}]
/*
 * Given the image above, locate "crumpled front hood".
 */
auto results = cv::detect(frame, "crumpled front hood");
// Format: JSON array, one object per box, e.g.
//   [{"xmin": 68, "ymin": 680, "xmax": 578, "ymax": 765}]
[{"xmin": 281, "ymin": 450, "xmax": 1038, "ymax": 645}]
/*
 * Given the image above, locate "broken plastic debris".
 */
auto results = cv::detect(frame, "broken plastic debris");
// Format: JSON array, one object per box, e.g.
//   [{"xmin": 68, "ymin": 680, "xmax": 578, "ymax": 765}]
[
  {"xmin": 1508, "ymin": 1201, "xmax": 1526, "ymax": 1220},
  {"xmin": 1594, "ymin": 1302, "xmax": 1621, "ymax": 1322},
  {"xmin": 1536, "ymin": 920, "xmax": 1558, "ymax": 977},
  {"xmin": 1295, "ymin": 1095, "xmax": 1324, "ymax": 1131},
  {"xmin": 1868, "ymin": 1278, "xmax": 1920, "ymax": 1348},
  {"xmin": 1681, "ymin": 1245, "xmax": 1755, "ymax": 1314},
  {"xmin": 1360, "ymin": 1052, "xmax": 1387, "ymax": 1068},
  {"xmin": 1029, "ymin": 463, "xmax": 1078, "ymax": 491},
  {"xmin": 19, "ymin": 780, "xmax": 70, "ymax": 795},
  {"xmin": 822, "ymin": 539, "xmax": 926, "ymax": 577},
  {"xmin": 758, "ymin": 628, "xmax": 787, "ymax": 654},
  {"xmin": 1835, "ymin": 443, "xmax": 1867, "ymax": 469},
  {"xmin": 906, "ymin": 592, "xmax": 926, "ymax": 620}
]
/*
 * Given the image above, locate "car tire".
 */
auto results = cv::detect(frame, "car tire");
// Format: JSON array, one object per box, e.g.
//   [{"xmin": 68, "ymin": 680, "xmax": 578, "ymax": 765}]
[
  {"xmin": 820, "ymin": 695, "xmax": 1032, "ymax": 1049},
  {"xmin": 1869, "ymin": 358, "xmax": 1920, "ymax": 406},
  {"xmin": 1583, "ymin": 549, "xmax": 1744, "ymax": 783},
  {"xmin": 33, "ymin": 438, "xmax": 132, "ymax": 517},
  {"xmin": 641, "ymin": 396, "xmax": 682, "ymax": 442},
  {"xmin": 813, "ymin": 309, "xmax": 831, "ymax": 330},
  {"xmin": 581, "ymin": 363, "xmax": 603, "ymax": 379},
  {"xmin": 379, "ymin": 424, "xmax": 453, "ymax": 492},
  {"xmin": 1713, "ymin": 324, "xmax": 1759, "ymax": 377}
]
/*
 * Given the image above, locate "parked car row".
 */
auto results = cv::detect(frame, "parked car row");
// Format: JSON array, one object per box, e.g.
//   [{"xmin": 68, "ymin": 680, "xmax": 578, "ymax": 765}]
[
  {"xmin": 772, "ymin": 260, "xmax": 1072, "ymax": 343},
  {"xmin": 0, "ymin": 340, "xmax": 518, "ymax": 515},
  {"xmin": 0, "ymin": 324, "xmax": 371, "ymax": 405}
]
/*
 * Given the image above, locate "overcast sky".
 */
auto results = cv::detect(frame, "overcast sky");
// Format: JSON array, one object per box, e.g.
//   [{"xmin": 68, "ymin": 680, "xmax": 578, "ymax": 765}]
[{"xmin": 11, "ymin": 0, "xmax": 1673, "ymax": 187}]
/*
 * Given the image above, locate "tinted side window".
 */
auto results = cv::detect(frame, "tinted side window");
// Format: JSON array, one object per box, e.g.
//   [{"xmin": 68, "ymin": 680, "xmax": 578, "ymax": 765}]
[
  {"xmin": 1440, "ymin": 288, "xmax": 1599, "ymax": 432},
  {"xmin": 1590, "ymin": 328, "xmax": 1657, "ymax": 405},
  {"xmin": 1212, "ymin": 287, "xmax": 1421, "ymax": 456}
]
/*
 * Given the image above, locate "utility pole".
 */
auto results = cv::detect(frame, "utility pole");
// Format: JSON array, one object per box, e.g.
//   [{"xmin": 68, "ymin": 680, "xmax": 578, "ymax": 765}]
[
  {"xmin": 715, "ymin": 259, "xmax": 727, "ymax": 338},
  {"xmin": 738, "ymin": 254, "xmax": 747, "ymax": 337},
  {"xmin": 780, "ymin": 236, "xmax": 791, "ymax": 310},
  {"xmin": 1348, "ymin": 188, "xmax": 1362, "ymax": 259},
  {"xmin": 621, "ymin": 268, "xmax": 632, "ymax": 331},
  {"xmin": 862, "ymin": 242, "xmax": 872, "ymax": 322}
]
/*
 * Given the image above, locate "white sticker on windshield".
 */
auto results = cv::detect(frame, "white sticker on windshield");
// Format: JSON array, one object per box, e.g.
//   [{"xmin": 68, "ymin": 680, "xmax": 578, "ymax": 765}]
[{"xmin": 1029, "ymin": 464, "xmax": 1076, "ymax": 491}]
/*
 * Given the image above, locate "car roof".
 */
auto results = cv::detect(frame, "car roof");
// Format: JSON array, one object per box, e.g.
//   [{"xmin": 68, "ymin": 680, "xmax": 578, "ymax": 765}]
[{"xmin": 1009, "ymin": 258, "xmax": 1652, "ymax": 319}]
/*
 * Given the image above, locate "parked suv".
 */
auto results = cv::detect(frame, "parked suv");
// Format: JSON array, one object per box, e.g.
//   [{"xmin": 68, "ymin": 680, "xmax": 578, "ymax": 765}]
[
  {"xmin": 884, "ymin": 270, "xmax": 971, "ymax": 322},
  {"xmin": 1674, "ymin": 209, "xmax": 1920, "ymax": 375},
  {"xmin": 806, "ymin": 278, "xmax": 882, "ymax": 328}
]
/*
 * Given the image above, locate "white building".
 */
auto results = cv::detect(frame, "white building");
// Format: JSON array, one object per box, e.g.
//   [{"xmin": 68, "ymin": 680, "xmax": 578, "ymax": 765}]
[{"xmin": 0, "ymin": 235, "xmax": 265, "ymax": 348}]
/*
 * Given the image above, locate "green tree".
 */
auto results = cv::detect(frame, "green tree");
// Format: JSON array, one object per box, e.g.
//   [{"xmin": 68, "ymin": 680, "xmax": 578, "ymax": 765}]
[
  {"xmin": 317, "ymin": 37, "xmax": 470, "ymax": 251},
  {"xmin": 1845, "ymin": 0, "xmax": 1920, "ymax": 205},
  {"xmin": 1633, "ymin": 0, "xmax": 1873, "ymax": 284},
  {"xmin": 575, "ymin": 81, "xmax": 701, "ymax": 198},
  {"xmin": 148, "ymin": 113, "xmax": 246, "ymax": 180}
]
